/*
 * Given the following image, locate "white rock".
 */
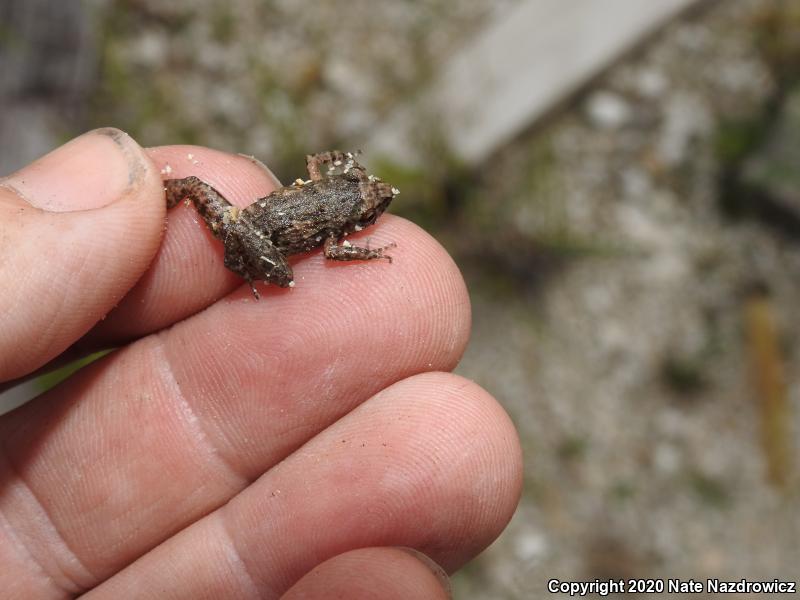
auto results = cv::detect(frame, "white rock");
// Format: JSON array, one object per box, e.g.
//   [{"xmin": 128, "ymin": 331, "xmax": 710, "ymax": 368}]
[
  {"xmin": 586, "ymin": 91, "xmax": 631, "ymax": 130},
  {"xmin": 514, "ymin": 531, "xmax": 548, "ymax": 562},
  {"xmin": 657, "ymin": 92, "xmax": 711, "ymax": 166},
  {"xmin": 635, "ymin": 68, "xmax": 668, "ymax": 98}
]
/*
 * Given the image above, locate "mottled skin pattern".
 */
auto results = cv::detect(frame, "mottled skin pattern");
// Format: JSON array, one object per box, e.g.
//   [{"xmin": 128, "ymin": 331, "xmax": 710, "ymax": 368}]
[{"xmin": 164, "ymin": 151, "xmax": 398, "ymax": 298}]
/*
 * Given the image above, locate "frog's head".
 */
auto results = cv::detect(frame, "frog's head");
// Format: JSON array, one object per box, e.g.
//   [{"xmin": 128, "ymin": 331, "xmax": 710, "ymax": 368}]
[{"xmin": 358, "ymin": 177, "xmax": 399, "ymax": 225}]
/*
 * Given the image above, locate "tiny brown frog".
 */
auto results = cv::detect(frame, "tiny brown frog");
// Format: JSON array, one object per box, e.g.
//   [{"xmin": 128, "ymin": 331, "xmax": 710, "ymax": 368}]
[{"xmin": 164, "ymin": 151, "xmax": 398, "ymax": 298}]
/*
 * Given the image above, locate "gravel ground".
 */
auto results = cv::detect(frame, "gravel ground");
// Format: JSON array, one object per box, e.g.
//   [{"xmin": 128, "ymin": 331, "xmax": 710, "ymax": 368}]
[
  {"xmin": 456, "ymin": 1, "xmax": 800, "ymax": 597},
  {"xmin": 85, "ymin": 0, "xmax": 514, "ymax": 177}
]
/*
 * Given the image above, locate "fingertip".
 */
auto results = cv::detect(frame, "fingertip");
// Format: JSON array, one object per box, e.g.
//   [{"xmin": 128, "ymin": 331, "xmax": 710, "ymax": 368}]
[
  {"xmin": 0, "ymin": 128, "xmax": 166, "ymax": 381},
  {"xmin": 293, "ymin": 214, "xmax": 473, "ymax": 372},
  {"xmin": 2, "ymin": 128, "xmax": 156, "ymax": 212},
  {"xmin": 283, "ymin": 548, "xmax": 452, "ymax": 600},
  {"xmin": 379, "ymin": 371, "xmax": 524, "ymax": 540}
]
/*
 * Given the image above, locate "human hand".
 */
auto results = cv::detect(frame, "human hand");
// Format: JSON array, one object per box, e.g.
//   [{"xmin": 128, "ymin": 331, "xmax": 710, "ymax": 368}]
[{"xmin": 0, "ymin": 129, "xmax": 522, "ymax": 598}]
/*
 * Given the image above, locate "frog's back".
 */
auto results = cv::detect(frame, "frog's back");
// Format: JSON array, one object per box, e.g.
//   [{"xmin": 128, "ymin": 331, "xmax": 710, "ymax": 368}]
[{"xmin": 243, "ymin": 175, "xmax": 364, "ymax": 255}]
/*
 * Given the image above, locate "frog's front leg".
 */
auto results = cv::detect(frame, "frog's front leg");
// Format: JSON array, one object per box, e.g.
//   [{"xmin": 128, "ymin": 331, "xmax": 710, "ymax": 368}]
[
  {"xmin": 305, "ymin": 150, "xmax": 364, "ymax": 181},
  {"xmin": 323, "ymin": 236, "xmax": 396, "ymax": 263},
  {"xmin": 165, "ymin": 176, "xmax": 240, "ymax": 240}
]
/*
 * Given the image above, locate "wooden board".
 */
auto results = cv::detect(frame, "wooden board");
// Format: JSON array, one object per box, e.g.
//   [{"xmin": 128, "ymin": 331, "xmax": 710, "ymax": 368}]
[{"xmin": 367, "ymin": 0, "xmax": 702, "ymax": 166}]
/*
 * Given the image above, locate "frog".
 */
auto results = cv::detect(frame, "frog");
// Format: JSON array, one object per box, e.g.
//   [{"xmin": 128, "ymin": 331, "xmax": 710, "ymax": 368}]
[{"xmin": 164, "ymin": 150, "xmax": 399, "ymax": 299}]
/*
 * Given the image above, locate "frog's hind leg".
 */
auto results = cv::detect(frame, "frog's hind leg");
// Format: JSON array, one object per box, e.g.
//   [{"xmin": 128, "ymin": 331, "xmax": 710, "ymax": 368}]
[
  {"xmin": 306, "ymin": 150, "xmax": 365, "ymax": 180},
  {"xmin": 223, "ymin": 244, "xmax": 263, "ymax": 299},
  {"xmin": 164, "ymin": 176, "xmax": 239, "ymax": 240},
  {"xmin": 224, "ymin": 235, "xmax": 294, "ymax": 299}
]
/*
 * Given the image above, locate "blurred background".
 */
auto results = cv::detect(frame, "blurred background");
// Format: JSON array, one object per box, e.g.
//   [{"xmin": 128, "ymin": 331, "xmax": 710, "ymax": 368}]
[{"xmin": 2, "ymin": 0, "xmax": 799, "ymax": 596}]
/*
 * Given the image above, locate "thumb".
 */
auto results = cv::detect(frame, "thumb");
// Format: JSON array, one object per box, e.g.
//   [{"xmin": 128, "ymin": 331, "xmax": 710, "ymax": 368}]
[{"xmin": 0, "ymin": 128, "xmax": 166, "ymax": 382}]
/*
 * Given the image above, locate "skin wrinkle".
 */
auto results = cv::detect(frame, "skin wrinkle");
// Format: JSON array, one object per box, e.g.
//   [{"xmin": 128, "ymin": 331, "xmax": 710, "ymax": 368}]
[
  {"xmin": 0, "ymin": 496, "xmax": 57, "ymax": 596},
  {"xmin": 213, "ymin": 510, "xmax": 266, "ymax": 598},
  {"xmin": 0, "ymin": 447, "xmax": 95, "ymax": 595},
  {"xmin": 152, "ymin": 335, "xmax": 251, "ymax": 488}
]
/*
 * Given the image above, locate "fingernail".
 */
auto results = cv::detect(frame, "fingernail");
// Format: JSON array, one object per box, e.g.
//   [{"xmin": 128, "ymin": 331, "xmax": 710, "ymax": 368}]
[
  {"xmin": 395, "ymin": 547, "xmax": 452, "ymax": 597},
  {"xmin": 1, "ymin": 128, "xmax": 146, "ymax": 212}
]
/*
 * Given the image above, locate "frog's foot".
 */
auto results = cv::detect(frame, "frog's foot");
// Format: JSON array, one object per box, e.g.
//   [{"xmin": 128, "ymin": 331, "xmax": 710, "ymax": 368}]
[
  {"xmin": 306, "ymin": 150, "xmax": 364, "ymax": 180},
  {"xmin": 323, "ymin": 236, "xmax": 396, "ymax": 263}
]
